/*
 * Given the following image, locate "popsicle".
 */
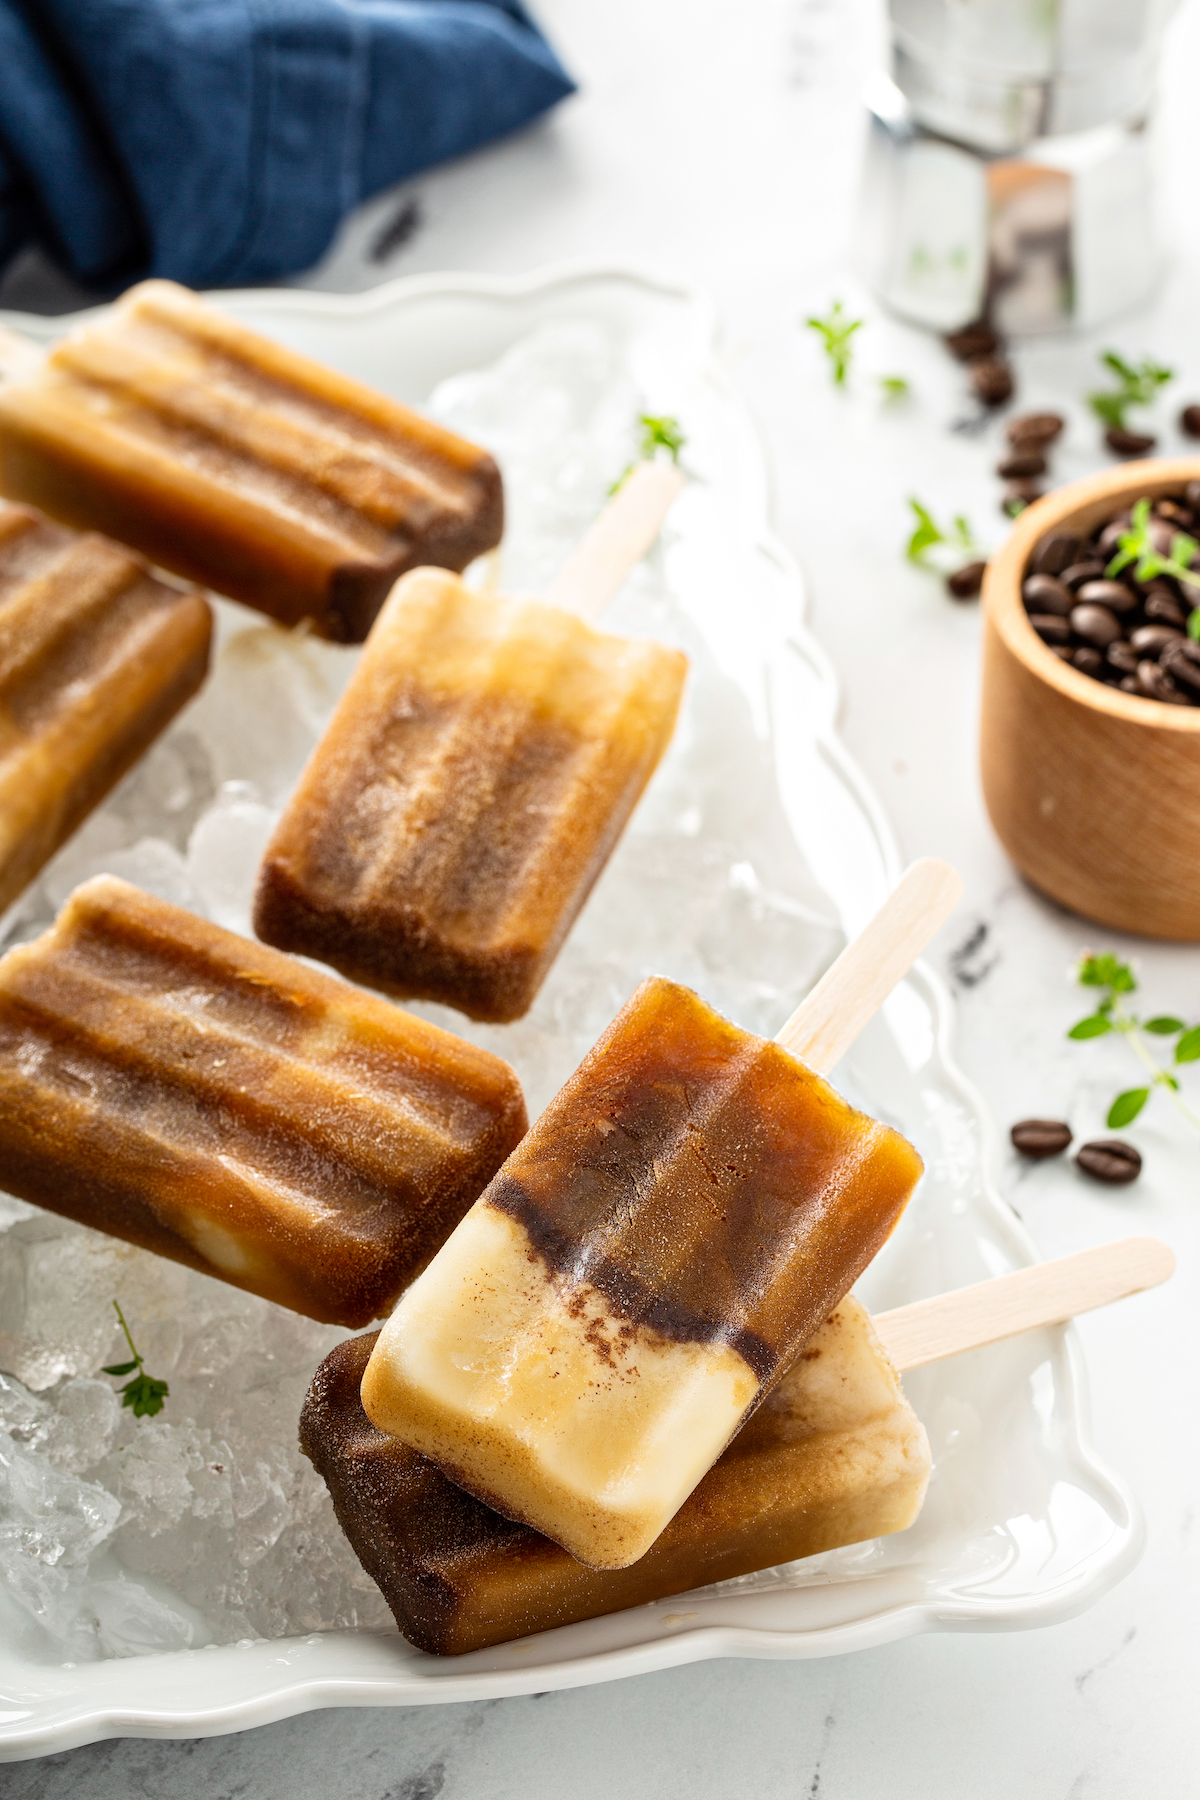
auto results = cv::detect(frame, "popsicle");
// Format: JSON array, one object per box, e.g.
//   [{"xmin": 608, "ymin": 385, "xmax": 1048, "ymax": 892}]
[
  {"xmin": 0, "ymin": 875, "xmax": 527, "ymax": 1326},
  {"xmin": 303, "ymin": 1238, "xmax": 1173, "ymax": 1655},
  {"xmin": 253, "ymin": 462, "xmax": 688, "ymax": 1022},
  {"xmin": 0, "ymin": 499, "xmax": 212, "ymax": 913},
  {"xmin": 359, "ymin": 861, "xmax": 962, "ymax": 1569},
  {"xmin": 0, "ymin": 281, "xmax": 503, "ymax": 642}
]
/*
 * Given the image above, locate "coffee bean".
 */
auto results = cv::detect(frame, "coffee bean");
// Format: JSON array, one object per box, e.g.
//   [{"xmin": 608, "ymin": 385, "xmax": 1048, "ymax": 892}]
[
  {"xmin": 1011, "ymin": 1118, "xmax": 1072, "ymax": 1158},
  {"xmin": 1030, "ymin": 613, "xmax": 1072, "ymax": 645},
  {"xmin": 1180, "ymin": 404, "xmax": 1200, "ymax": 438},
  {"xmin": 1050, "ymin": 645, "xmax": 1073, "ymax": 661},
  {"xmin": 1075, "ymin": 578, "xmax": 1138, "ymax": 614},
  {"xmin": 1060, "ymin": 560, "xmax": 1107, "ymax": 589},
  {"xmin": 1162, "ymin": 638, "xmax": 1200, "ymax": 693},
  {"xmin": 971, "ymin": 358, "xmax": 1014, "ymax": 406},
  {"xmin": 1155, "ymin": 499, "xmax": 1195, "ymax": 528},
  {"xmin": 1136, "ymin": 659, "xmax": 1192, "ymax": 703},
  {"xmin": 1022, "ymin": 574, "xmax": 1073, "ymax": 616},
  {"xmin": 1105, "ymin": 426, "xmax": 1157, "ymax": 456},
  {"xmin": 1118, "ymin": 674, "xmax": 1140, "ymax": 693},
  {"xmin": 1145, "ymin": 589, "xmax": 1188, "ymax": 627},
  {"xmin": 1186, "ymin": 480, "xmax": 1200, "ymax": 511},
  {"xmin": 1104, "ymin": 640, "xmax": 1138, "ymax": 674},
  {"xmin": 944, "ymin": 322, "xmax": 1000, "ymax": 362},
  {"xmin": 1071, "ymin": 646, "xmax": 1104, "ymax": 676},
  {"xmin": 1130, "ymin": 623, "xmax": 1184, "ymax": 656},
  {"xmin": 1007, "ymin": 411, "xmax": 1064, "ymax": 447},
  {"xmin": 1098, "ymin": 518, "xmax": 1132, "ymax": 556},
  {"xmin": 1030, "ymin": 531, "xmax": 1080, "ymax": 576},
  {"xmin": 1070, "ymin": 603, "xmax": 1122, "ymax": 647},
  {"xmin": 1076, "ymin": 1139, "xmax": 1142, "ymax": 1184},
  {"xmin": 997, "ymin": 451, "xmax": 1047, "ymax": 480},
  {"xmin": 945, "ymin": 560, "xmax": 987, "ymax": 599}
]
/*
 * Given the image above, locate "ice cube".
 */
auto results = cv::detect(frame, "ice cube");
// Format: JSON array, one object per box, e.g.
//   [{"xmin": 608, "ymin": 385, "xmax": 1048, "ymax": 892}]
[
  {"xmin": 185, "ymin": 782, "xmax": 278, "ymax": 934},
  {"xmin": 89, "ymin": 1575, "xmax": 194, "ymax": 1658}
]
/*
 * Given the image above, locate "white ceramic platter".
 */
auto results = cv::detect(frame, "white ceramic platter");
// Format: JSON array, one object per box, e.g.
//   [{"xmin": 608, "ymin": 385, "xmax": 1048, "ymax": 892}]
[{"xmin": 0, "ymin": 267, "xmax": 1140, "ymax": 1758}]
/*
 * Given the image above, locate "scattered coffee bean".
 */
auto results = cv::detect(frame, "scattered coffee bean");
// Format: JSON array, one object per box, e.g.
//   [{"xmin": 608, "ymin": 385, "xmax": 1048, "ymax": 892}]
[
  {"xmin": 1007, "ymin": 411, "xmax": 1064, "ymax": 447},
  {"xmin": 1145, "ymin": 588, "xmax": 1188, "ymax": 627},
  {"xmin": 1119, "ymin": 674, "xmax": 1140, "ymax": 693},
  {"xmin": 1075, "ymin": 578, "xmax": 1137, "ymax": 614},
  {"xmin": 997, "ymin": 450, "xmax": 1047, "ymax": 480},
  {"xmin": 946, "ymin": 560, "xmax": 987, "ymax": 599},
  {"xmin": 944, "ymin": 322, "xmax": 1000, "ymax": 362},
  {"xmin": 1105, "ymin": 640, "xmax": 1138, "ymax": 675},
  {"xmin": 1030, "ymin": 532, "xmax": 1080, "ymax": 576},
  {"xmin": 1076, "ymin": 1139, "xmax": 1141, "ymax": 1184},
  {"xmin": 1105, "ymin": 426, "xmax": 1157, "ymax": 457},
  {"xmin": 971, "ymin": 357, "xmax": 1014, "ymax": 406},
  {"xmin": 1060, "ymin": 560, "xmax": 1107, "ymax": 589},
  {"xmin": 1136, "ymin": 659, "xmax": 1190, "ymax": 703},
  {"xmin": 1011, "ymin": 1118, "xmax": 1072, "ymax": 1159},
  {"xmin": 1130, "ymin": 623, "xmax": 1184, "ymax": 656},
  {"xmin": 1070, "ymin": 603, "xmax": 1122, "ymax": 647},
  {"xmin": 1180, "ymin": 404, "xmax": 1200, "ymax": 438},
  {"xmin": 1022, "ymin": 573, "xmax": 1074, "ymax": 616},
  {"xmin": 1030, "ymin": 613, "xmax": 1072, "ymax": 645},
  {"xmin": 1071, "ymin": 645, "xmax": 1104, "ymax": 676}
]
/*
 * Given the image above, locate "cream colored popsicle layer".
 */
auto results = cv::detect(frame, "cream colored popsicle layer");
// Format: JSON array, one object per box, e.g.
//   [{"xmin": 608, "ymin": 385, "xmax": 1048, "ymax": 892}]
[
  {"xmin": 0, "ymin": 500, "xmax": 211, "ymax": 912},
  {"xmin": 253, "ymin": 568, "xmax": 688, "ymax": 1022},
  {"xmin": 305, "ymin": 1297, "xmax": 930, "ymax": 1656},
  {"xmin": 360, "ymin": 976, "xmax": 923, "ymax": 1568},
  {"xmin": 0, "ymin": 876, "xmax": 527, "ymax": 1325},
  {"xmin": 0, "ymin": 281, "xmax": 503, "ymax": 642}
]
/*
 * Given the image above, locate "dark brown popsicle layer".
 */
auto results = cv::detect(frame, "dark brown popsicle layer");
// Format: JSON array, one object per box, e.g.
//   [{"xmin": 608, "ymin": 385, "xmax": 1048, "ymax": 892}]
[
  {"xmin": 303, "ymin": 1313, "xmax": 930, "ymax": 1656},
  {"xmin": 0, "ymin": 875, "xmax": 527, "ymax": 1325},
  {"xmin": 0, "ymin": 499, "xmax": 212, "ymax": 913},
  {"xmin": 0, "ymin": 282, "xmax": 503, "ymax": 643}
]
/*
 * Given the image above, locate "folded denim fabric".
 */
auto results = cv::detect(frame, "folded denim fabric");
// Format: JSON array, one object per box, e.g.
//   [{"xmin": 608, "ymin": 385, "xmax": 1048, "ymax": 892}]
[{"xmin": 0, "ymin": 0, "xmax": 574, "ymax": 290}]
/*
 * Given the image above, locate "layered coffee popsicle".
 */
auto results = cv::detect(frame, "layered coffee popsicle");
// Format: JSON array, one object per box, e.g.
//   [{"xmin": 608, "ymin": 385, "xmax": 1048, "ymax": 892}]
[
  {"xmin": 0, "ymin": 499, "xmax": 211, "ymax": 913},
  {"xmin": 306, "ymin": 1239, "xmax": 1172, "ymax": 1654},
  {"xmin": 0, "ymin": 281, "xmax": 503, "ymax": 642},
  {"xmin": 254, "ymin": 463, "xmax": 688, "ymax": 1022},
  {"xmin": 0, "ymin": 875, "xmax": 526, "ymax": 1325},
  {"xmin": 360, "ymin": 860, "xmax": 962, "ymax": 1568},
  {"xmin": 305, "ymin": 1297, "xmax": 930, "ymax": 1655}
]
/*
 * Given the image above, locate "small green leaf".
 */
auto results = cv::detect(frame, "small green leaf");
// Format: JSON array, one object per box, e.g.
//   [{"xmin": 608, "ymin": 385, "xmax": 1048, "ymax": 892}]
[
  {"xmin": 1144, "ymin": 1016, "xmax": 1185, "ymax": 1035},
  {"xmin": 1078, "ymin": 952, "xmax": 1136, "ymax": 994},
  {"xmin": 118, "ymin": 1373, "xmax": 170, "ymax": 1419},
  {"xmin": 879, "ymin": 375, "xmax": 909, "ymax": 399},
  {"xmin": 102, "ymin": 1359, "xmax": 139, "ymax": 1377},
  {"xmin": 1175, "ymin": 1026, "xmax": 1200, "ymax": 1063},
  {"xmin": 1068, "ymin": 1014, "xmax": 1113, "ymax": 1039},
  {"xmin": 1107, "ymin": 1088, "xmax": 1150, "ymax": 1127},
  {"xmin": 1158, "ymin": 1073, "xmax": 1181, "ymax": 1091},
  {"xmin": 637, "ymin": 413, "xmax": 686, "ymax": 463},
  {"xmin": 1188, "ymin": 607, "xmax": 1200, "ymax": 642}
]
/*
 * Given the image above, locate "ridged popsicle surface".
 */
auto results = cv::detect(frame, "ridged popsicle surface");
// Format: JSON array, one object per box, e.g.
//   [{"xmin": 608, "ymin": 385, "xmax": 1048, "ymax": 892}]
[
  {"xmin": 0, "ymin": 876, "xmax": 528, "ymax": 1325},
  {"xmin": 254, "ymin": 569, "xmax": 688, "ymax": 1021},
  {"xmin": 0, "ymin": 282, "xmax": 503, "ymax": 641},
  {"xmin": 0, "ymin": 499, "xmax": 211, "ymax": 912}
]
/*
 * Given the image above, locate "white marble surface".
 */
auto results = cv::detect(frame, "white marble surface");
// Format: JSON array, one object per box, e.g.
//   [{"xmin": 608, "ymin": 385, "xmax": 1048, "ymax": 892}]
[{"xmin": 8, "ymin": 0, "xmax": 1200, "ymax": 1790}]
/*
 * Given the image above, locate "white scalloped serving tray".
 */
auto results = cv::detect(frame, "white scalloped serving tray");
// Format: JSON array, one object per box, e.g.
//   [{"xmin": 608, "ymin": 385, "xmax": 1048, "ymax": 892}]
[{"xmin": 0, "ymin": 266, "xmax": 1140, "ymax": 1759}]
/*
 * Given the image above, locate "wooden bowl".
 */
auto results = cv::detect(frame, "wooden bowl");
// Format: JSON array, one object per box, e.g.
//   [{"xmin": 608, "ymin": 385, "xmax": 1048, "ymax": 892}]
[{"xmin": 980, "ymin": 458, "xmax": 1200, "ymax": 940}]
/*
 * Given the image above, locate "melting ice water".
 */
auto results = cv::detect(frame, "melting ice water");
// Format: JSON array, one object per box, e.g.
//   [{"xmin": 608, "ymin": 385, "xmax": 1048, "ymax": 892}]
[{"xmin": 0, "ymin": 323, "xmax": 839, "ymax": 1660}]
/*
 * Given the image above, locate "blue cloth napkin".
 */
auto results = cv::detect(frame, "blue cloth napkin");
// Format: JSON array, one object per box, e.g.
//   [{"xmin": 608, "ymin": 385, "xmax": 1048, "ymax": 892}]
[{"xmin": 0, "ymin": 0, "xmax": 574, "ymax": 290}]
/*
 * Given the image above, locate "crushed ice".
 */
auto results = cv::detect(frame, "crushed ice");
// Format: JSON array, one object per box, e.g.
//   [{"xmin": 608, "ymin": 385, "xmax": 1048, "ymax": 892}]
[{"xmin": 0, "ymin": 321, "xmax": 839, "ymax": 1660}]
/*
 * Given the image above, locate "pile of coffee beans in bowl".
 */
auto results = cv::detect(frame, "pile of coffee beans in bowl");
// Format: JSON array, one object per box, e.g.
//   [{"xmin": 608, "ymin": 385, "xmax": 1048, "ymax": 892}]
[{"xmin": 1024, "ymin": 486, "xmax": 1200, "ymax": 707}]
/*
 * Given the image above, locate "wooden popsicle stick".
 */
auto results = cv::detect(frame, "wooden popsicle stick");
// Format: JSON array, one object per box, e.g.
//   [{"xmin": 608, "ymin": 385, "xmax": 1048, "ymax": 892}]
[
  {"xmin": 0, "ymin": 325, "xmax": 41, "ymax": 381},
  {"xmin": 873, "ymin": 1236, "xmax": 1176, "ymax": 1372},
  {"xmin": 545, "ymin": 460, "xmax": 685, "ymax": 621},
  {"xmin": 776, "ymin": 857, "xmax": 963, "ymax": 1074}
]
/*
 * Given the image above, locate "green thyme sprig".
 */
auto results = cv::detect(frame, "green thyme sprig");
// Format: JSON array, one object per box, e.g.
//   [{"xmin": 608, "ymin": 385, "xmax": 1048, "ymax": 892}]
[
  {"xmin": 905, "ymin": 498, "xmax": 980, "ymax": 569},
  {"xmin": 1087, "ymin": 351, "xmax": 1174, "ymax": 430},
  {"xmin": 805, "ymin": 301, "xmax": 863, "ymax": 387},
  {"xmin": 879, "ymin": 375, "xmax": 910, "ymax": 402},
  {"xmin": 103, "ymin": 1301, "xmax": 170, "ymax": 1418},
  {"xmin": 610, "ymin": 412, "xmax": 687, "ymax": 492},
  {"xmin": 1068, "ymin": 952, "xmax": 1200, "ymax": 1131},
  {"xmin": 1106, "ymin": 497, "xmax": 1200, "ymax": 640}
]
